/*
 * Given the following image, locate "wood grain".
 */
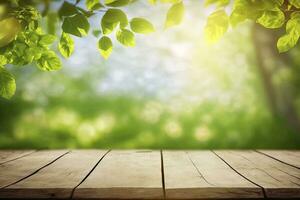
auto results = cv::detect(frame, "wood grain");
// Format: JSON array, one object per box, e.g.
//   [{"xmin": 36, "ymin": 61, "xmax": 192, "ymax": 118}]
[
  {"xmin": 0, "ymin": 150, "xmax": 68, "ymax": 188},
  {"xmin": 0, "ymin": 150, "xmax": 35, "ymax": 165},
  {"xmin": 73, "ymin": 150, "xmax": 164, "ymax": 199},
  {"xmin": 0, "ymin": 150, "xmax": 107, "ymax": 199},
  {"xmin": 163, "ymin": 150, "xmax": 263, "ymax": 199},
  {"xmin": 215, "ymin": 150, "xmax": 300, "ymax": 198},
  {"xmin": 0, "ymin": 150, "xmax": 299, "ymax": 199},
  {"xmin": 258, "ymin": 150, "xmax": 300, "ymax": 168}
]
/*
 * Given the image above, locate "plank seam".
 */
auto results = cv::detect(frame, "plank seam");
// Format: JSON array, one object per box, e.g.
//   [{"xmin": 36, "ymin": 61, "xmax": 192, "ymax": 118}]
[
  {"xmin": 255, "ymin": 150, "xmax": 300, "ymax": 170},
  {"xmin": 2, "ymin": 150, "xmax": 70, "ymax": 189},
  {"xmin": 0, "ymin": 150, "xmax": 37, "ymax": 166},
  {"xmin": 211, "ymin": 150, "xmax": 267, "ymax": 199},
  {"xmin": 160, "ymin": 150, "xmax": 166, "ymax": 199},
  {"xmin": 70, "ymin": 149, "xmax": 111, "ymax": 199}
]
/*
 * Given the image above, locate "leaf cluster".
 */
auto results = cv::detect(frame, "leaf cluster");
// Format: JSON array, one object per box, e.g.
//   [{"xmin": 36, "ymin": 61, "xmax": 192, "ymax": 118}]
[{"xmin": 204, "ymin": 0, "xmax": 300, "ymax": 54}]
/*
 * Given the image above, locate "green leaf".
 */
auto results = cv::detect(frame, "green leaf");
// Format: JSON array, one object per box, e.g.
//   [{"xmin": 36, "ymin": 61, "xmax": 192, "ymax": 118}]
[
  {"xmin": 148, "ymin": 0, "xmax": 157, "ymax": 5},
  {"xmin": 58, "ymin": 1, "xmax": 78, "ymax": 18},
  {"xmin": 160, "ymin": 0, "xmax": 181, "ymax": 3},
  {"xmin": 105, "ymin": 0, "xmax": 131, "ymax": 7},
  {"xmin": 0, "ymin": 67, "xmax": 16, "ymax": 99},
  {"xmin": 76, "ymin": 7, "xmax": 95, "ymax": 18},
  {"xmin": 93, "ymin": 29, "xmax": 102, "ymax": 37},
  {"xmin": 291, "ymin": 11, "xmax": 300, "ymax": 19},
  {"xmin": 27, "ymin": 46, "xmax": 43, "ymax": 61},
  {"xmin": 0, "ymin": 17, "xmax": 21, "ymax": 48},
  {"xmin": 204, "ymin": 0, "xmax": 230, "ymax": 7},
  {"xmin": 86, "ymin": 0, "xmax": 104, "ymax": 10},
  {"xmin": 36, "ymin": 51, "xmax": 62, "ymax": 71},
  {"xmin": 98, "ymin": 36, "xmax": 113, "ymax": 59},
  {"xmin": 116, "ymin": 29, "xmax": 135, "ymax": 47},
  {"xmin": 101, "ymin": 9, "xmax": 128, "ymax": 35},
  {"xmin": 62, "ymin": 13, "xmax": 90, "ymax": 37},
  {"xmin": 205, "ymin": 9, "xmax": 229, "ymax": 43},
  {"xmin": 39, "ymin": 34, "xmax": 56, "ymax": 46},
  {"xmin": 257, "ymin": 8, "xmax": 285, "ymax": 28},
  {"xmin": 286, "ymin": 15, "xmax": 300, "ymax": 37},
  {"xmin": 47, "ymin": 12, "xmax": 58, "ymax": 35},
  {"xmin": 0, "ymin": 55, "xmax": 8, "ymax": 66},
  {"xmin": 229, "ymin": 10, "xmax": 246, "ymax": 27},
  {"xmin": 58, "ymin": 32, "xmax": 74, "ymax": 58},
  {"xmin": 130, "ymin": 18, "xmax": 155, "ymax": 34},
  {"xmin": 165, "ymin": 1, "xmax": 184, "ymax": 29},
  {"xmin": 229, "ymin": 0, "xmax": 265, "ymax": 27},
  {"xmin": 277, "ymin": 14, "xmax": 300, "ymax": 52},
  {"xmin": 277, "ymin": 34, "xmax": 298, "ymax": 53},
  {"xmin": 290, "ymin": 0, "xmax": 300, "ymax": 8}
]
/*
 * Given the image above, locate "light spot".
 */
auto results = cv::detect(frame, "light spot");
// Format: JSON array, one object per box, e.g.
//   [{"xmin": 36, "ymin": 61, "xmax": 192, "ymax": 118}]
[
  {"xmin": 50, "ymin": 108, "xmax": 79, "ymax": 129},
  {"xmin": 201, "ymin": 114, "xmax": 212, "ymax": 124},
  {"xmin": 94, "ymin": 113, "xmax": 116, "ymax": 133},
  {"xmin": 164, "ymin": 120, "xmax": 182, "ymax": 138},
  {"xmin": 140, "ymin": 101, "xmax": 163, "ymax": 124},
  {"xmin": 194, "ymin": 126, "xmax": 211, "ymax": 142},
  {"xmin": 136, "ymin": 131, "xmax": 155, "ymax": 146},
  {"xmin": 77, "ymin": 122, "xmax": 97, "ymax": 144}
]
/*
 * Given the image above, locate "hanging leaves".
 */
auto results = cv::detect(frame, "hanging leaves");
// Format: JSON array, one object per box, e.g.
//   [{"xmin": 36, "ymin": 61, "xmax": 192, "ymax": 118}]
[
  {"xmin": 86, "ymin": 0, "xmax": 103, "ymax": 11},
  {"xmin": 164, "ymin": 1, "xmax": 185, "ymax": 29},
  {"xmin": 116, "ymin": 29, "xmax": 135, "ymax": 47},
  {"xmin": 59, "ymin": 32, "xmax": 74, "ymax": 58},
  {"xmin": 36, "ymin": 51, "xmax": 62, "ymax": 71},
  {"xmin": 104, "ymin": 0, "xmax": 131, "ymax": 7},
  {"xmin": 62, "ymin": 13, "xmax": 90, "ymax": 37},
  {"xmin": 257, "ymin": 8, "xmax": 285, "ymax": 28},
  {"xmin": 0, "ymin": 67, "xmax": 16, "ymax": 99},
  {"xmin": 2, "ymin": 0, "xmax": 300, "ymax": 99},
  {"xmin": 0, "ymin": 17, "xmax": 22, "ymax": 48},
  {"xmin": 205, "ymin": 10, "xmax": 229, "ymax": 43},
  {"xmin": 98, "ymin": 36, "xmax": 113, "ymax": 59},
  {"xmin": 101, "ymin": 9, "xmax": 128, "ymax": 34},
  {"xmin": 130, "ymin": 18, "xmax": 155, "ymax": 34},
  {"xmin": 277, "ymin": 13, "xmax": 300, "ymax": 52}
]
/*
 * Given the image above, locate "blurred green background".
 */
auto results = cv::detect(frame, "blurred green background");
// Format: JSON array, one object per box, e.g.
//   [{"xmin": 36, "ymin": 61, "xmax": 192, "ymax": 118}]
[{"xmin": 1, "ymin": 1, "xmax": 300, "ymax": 149}]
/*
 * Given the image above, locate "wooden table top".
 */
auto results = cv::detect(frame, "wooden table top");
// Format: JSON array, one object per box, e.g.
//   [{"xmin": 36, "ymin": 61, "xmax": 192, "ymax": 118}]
[{"xmin": 0, "ymin": 150, "xmax": 299, "ymax": 199}]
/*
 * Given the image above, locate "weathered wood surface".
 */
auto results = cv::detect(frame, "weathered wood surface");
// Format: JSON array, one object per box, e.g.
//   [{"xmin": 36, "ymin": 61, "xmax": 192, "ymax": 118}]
[
  {"xmin": 258, "ymin": 150, "xmax": 300, "ymax": 168},
  {"xmin": 0, "ymin": 150, "xmax": 299, "ymax": 199},
  {"xmin": 0, "ymin": 150, "xmax": 107, "ymax": 199},
  {"xmin": 214, "ymin": 150, "xmax": 300, "ymax": 198},
  {"xmin": 163, "ymin": 151, "xmax": 263, "ymax": 199},
  {"xmin": 0, "ymin": 150, "xmax": 68, "ymax": 188},
  {"xmin": 0, "ymin": 150, "xmax": 35, "ymax": 165},
  {"xmin": 73, "ymin": 150, "xmax": 164, "ymax": 199}
]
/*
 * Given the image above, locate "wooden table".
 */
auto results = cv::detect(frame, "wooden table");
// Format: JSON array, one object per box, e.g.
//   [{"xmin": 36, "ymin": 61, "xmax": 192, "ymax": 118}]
[{"xmin": 0, "ymin": 150, "xmax": 299, "ymax": 199}]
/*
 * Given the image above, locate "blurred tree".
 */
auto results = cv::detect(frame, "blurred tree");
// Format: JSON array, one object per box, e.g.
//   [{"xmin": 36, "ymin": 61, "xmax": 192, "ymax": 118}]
[{"xmin": 252, "ymin": 24, "xmax": 300, "ymax": 132}]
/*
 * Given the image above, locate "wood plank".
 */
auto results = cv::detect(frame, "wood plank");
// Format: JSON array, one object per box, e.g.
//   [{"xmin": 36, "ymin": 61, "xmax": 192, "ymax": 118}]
[
  {"xmin": 164, "ymin": 150, "xmax": 211, "ymax": 199},
  {"xmin": 163, "ymin": 151, "xmax": 263, "ymax": 199},
  {"xmin": 258, "ymin": 150, "xmax": 300, "ymax": 168},
  {"xmin": 0, "ymin": 150, "xmax": 35, "ymax": 165},
  {"xmin": 215, "ymin": 150, "xmax": 300, "ymax": 198},
  {"xmin": 0, "ymin": 150, "xmax": 108, "ymax": 199},
  {"xmin": 73, "ymin": 150, "xmax": 163, "ymax": 199},
  {"xmin": 0, "ymin": 150, "xmax": 68, "ymax": 188}
]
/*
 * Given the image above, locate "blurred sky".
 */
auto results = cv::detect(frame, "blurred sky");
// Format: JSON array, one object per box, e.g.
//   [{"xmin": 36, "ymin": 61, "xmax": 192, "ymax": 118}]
[{"xmin": 49, "ymin": 0, "xmax": 256, "ymax": 110}]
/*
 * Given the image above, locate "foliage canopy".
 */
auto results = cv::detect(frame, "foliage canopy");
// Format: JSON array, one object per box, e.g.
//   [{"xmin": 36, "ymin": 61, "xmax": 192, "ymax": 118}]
[{"xmin": 0, "ymin": 0, "xmax": 300, "ymax": 99}]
